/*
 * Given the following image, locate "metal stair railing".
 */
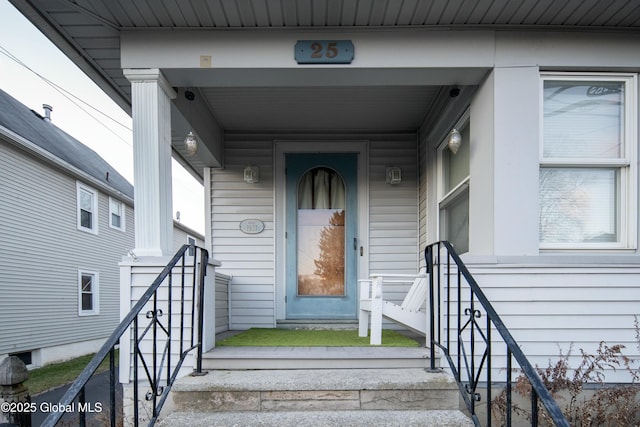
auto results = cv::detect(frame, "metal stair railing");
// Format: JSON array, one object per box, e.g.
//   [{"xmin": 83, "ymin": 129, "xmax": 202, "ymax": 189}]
[
  {"xmin": 426, "ymin": 241, "xmax": 569, "ymax": 427},
  {"xmin": 41, "ymin": 244, "xmax": 208, "ymax": 427}
]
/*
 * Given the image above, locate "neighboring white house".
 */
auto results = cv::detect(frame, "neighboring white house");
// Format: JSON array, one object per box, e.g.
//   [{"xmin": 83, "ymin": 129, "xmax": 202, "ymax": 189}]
[
  {"xmin": 10, "ymin": 0, "xmax": 640, "ymax": 383},
  {"xmin": 0, "ymin": 88, "xmax": 203, "ymax": 367}
]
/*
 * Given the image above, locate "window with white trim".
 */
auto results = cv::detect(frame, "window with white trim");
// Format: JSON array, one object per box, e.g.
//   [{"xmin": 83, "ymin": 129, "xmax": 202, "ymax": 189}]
[
  {"xmin": 109, "ymin": 197, "xmax": 125, "ymax": 231},
  {"xmin": 187, "ymin": 235, "xmax": 196, "ymax": 256},
  {"xmin": 78, "ymin": 270, "xmax": 99, "ymax": 316},
  {"xmin": 438, "ymin": 114, "xmax": 470, "ymax": 254},
  {"xmin": 539, "ymin": 73, "xmax": 636, "ymax": 249},
  {"xmin": 77, "ymin": 182, "xmax": 98, "ymax": 234}
]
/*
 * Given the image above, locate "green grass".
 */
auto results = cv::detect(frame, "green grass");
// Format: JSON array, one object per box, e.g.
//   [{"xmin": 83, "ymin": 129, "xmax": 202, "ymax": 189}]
[
  {"xmin": 217, "ymin": 328, "xmax": 420, "ymax": 347},
  {"xmin": 26, "ymin": 350, "xmax": 118, "ymax": 395}
]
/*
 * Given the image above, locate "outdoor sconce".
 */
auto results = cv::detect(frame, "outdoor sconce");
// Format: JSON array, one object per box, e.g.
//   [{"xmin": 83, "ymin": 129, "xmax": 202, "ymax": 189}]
[
  {"xmin": 244, "ymin": 166, "xmax": 259, "ymax": 184},
  {"xmin": 448, "ymin": 129, "xmax": 462, "ymax": 155},
  {"xmin": 386, "ymin": 167, "xmax": 402, "ymax": 185},
  {"xmin": 184, "ymin": 131, "xmax": 198, "ymax": 156},
  {"xmin": 183, "ymin": 89, "xmax": 198, "ymax": 156}
]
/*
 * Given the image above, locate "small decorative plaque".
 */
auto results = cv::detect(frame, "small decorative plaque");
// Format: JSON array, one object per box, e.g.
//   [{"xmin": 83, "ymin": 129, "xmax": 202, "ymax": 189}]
[
  {"xmin": 295, "ymin": 40, "xmax": 354, "ymax": 64},
  {"xmin": 240, "ymin": 219, "xmax": 265, "ymax": 234}
]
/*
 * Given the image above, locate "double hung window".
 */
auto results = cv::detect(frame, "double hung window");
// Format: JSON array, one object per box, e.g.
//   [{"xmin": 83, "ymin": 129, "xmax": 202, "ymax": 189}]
[
  {"xmin": 109, "ymin": 197, "xmax": 125, "ymax": 231},
  {"xmin": 539, "ymin": 73, "xmax": 636, "ymax": 249},
  {"xmin": 78, "ymin": 270, "xmax": 99, "ymax": 315},
  {"xmin": 77, "ymin": 182, "xmax": 98, "ymax": 234}
]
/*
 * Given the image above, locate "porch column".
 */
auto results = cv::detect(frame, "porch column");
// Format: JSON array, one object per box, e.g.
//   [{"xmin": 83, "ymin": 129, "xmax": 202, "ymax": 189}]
[{"xmin": 124, "ymin": 69, "xmax": 176, "ymax": 256}]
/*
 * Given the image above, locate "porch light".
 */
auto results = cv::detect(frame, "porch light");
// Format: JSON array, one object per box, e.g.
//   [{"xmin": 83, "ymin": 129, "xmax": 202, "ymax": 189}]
[
  {"xmin": 448, "ymin": 129, "xmax": 462, "ymax": 155},
  {"xmin": 183, "ymin": 89, "xmax": 198, "ymax": 156},
  {"xmin": 386, "ymin": 167, "xmax": 402, "ymax": 185},
  {"xmin": 184, "ymin": 131, "xmax": 198, "ymax": 155},
  {"xmin": 244, "ymin": 166, "xmax": 259, "ymax": 184}
]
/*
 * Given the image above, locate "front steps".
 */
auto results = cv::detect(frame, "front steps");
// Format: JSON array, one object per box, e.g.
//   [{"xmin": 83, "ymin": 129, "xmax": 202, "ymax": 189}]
[
  {"xmin": 159, "ymin": 368, "xmax": 473, "ymax": 427},
  {"xmin": 159, "ymin": 410, "xmax": 473, "ymax": 426},
  {"xmin": 201, "ymin": 346, "xmax": 431, "ymax": 370}
]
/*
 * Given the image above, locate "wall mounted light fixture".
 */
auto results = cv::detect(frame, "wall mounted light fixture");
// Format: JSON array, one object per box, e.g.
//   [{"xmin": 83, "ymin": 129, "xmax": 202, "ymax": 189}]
[
  {"xmin": 183, "ymin": 90, "xmax": 198, "ymax": 156},
  {"xmin": 448, "ymin": 129, "xmax": 462, "ymax": 154},
  {"xmin": 386, "ymin": 167, "xmax": 402, "ymax": 185},
  {"xmin": 244, "ymin": 166, "xmax": 259, "ymax": 184}
]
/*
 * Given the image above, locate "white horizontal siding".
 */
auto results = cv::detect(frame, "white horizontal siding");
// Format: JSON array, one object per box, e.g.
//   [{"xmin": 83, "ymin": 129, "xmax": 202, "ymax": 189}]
[
  {"xmin": 211, "ymin": 138, "xmax": 275, "ymax": 329},
  {"xmin": 438, "ymin": 263, "xmax": 640, "ymax": 383},
  {"xmin": 172, "ymin": 224, "xmax": 204, "ymax": 252},
  {"xmin": 368, "ymin": 138, "xmax": 419, "ymax": 280},
  {"xmin": 120, "ymin": 261, "xmax": 202, "ymax": 382},
  {"xmin": 0, "ymin": 140, "xmax": 134, "ymax": 358},
  {"xmin": 215, "ymin": 272, "xmax": 231, "ymax": 333},
  {"xmin": 210, "ymin": 135, "xmax": 421, "ymax": 328}
]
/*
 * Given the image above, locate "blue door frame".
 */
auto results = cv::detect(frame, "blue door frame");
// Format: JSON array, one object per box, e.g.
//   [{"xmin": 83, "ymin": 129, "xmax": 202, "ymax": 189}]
[{"xmin": 285, "ymin": 153, "xmax": 358, "ymax": 319}]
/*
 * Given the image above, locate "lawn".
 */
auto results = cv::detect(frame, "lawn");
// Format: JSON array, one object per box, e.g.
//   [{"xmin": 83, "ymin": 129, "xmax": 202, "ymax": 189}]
[
  {"xmin": 26, "ymin": 350, "xmax": 118, "ymax": 395},
  {"xmin": 216, "ymin": 328, "xmax": 420, "ymax": 347}
]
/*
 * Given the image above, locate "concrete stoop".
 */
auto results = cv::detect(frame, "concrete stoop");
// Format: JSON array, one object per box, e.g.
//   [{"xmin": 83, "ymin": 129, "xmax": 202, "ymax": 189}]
[
  {"xmin": 158, "ymin": 368, "xmax": 473, "ymax": 427},
  {"xmin": 157, "ymin": 410, "xmax": 474, "ymax": 426}
]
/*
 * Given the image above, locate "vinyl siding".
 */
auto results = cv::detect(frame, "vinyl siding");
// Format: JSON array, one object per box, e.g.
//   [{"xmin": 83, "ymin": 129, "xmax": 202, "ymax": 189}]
[
  {"xmin": 0, "ymin": 140, "xmax": 134, "ymax": 358},
  {"xmin": 368, "ymin": 137, "xmax": 420, "ymax": 275},
  {"xmin": 446, "ymin": 263, "xmax": 640, "ymax": 383},
  {"xmin": 210, "ymin": 135, "xmax": 419, "ymax": 329},
  {"xmin": 172, "ymin": 222, "xmax": 204, "ymax": 252},
  {"xmin": 121, "ymin": 261, "xmax": 201, "ymax": 382},
  {"xmin": 418, "ymin": 130, "xmax": 428, "ymax": 269},
  {"xmin": 215, "ymin": 272, "xmax": 231, "ymax": 333},
  {"xmin": 211, "ymin": 138, "xmax": 275, "ymax": 329}
]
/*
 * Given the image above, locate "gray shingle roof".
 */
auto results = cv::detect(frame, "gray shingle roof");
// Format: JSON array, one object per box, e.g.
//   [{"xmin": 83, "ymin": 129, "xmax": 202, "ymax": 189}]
[{"xmin": 0, "ymin": 88, "xmax": 133, "ymax": 200}]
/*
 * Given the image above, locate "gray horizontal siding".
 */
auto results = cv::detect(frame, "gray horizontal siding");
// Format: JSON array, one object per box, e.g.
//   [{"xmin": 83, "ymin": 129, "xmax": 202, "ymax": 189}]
[
  {"xmin": 449, "ymin": 264, "xmax": 640, "ymax": 382},
  {"xmin": 172, "ymin": 223, "xmax": 204, "ymax": 253},
  {"xmin": 0, "ymin": 140, "xmax": 134, "ymax": 356},
  {"xmin": 211, "ymin": 135, "xmax": 418, "ymax": 329},
  {"xmin": 368, "ymin": 138, "xmax": 419, "ymax": 277},
  {"xmin": 215, "ymin": 272, "xmax": 231, "ymax": 333},
  {"xmin": 209, "ymin": 136, "xmax": 421, "ymax": 329},
  {"xmin": 211, "ymin": 138, "xmax": 275, "ymax": 329}
]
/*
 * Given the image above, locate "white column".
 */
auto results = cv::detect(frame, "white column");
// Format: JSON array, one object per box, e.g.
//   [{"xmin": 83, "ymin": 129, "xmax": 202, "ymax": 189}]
[{"xmin": 124, "ymin": 69, "xmax": 176, "ymax": 256}]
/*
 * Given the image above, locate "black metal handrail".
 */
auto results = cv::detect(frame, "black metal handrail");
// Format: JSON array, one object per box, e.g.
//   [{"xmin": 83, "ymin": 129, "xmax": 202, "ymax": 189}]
[
  {"xmin": 41, "ymin": 244, "xmax": 209, "ymax": 427},
  {"xmin": 426, "ymin": 241, "xmax": 569, "ymax": 427}
]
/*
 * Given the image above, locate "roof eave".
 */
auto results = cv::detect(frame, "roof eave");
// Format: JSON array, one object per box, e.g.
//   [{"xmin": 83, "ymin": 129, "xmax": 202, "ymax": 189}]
[{"xmin": 0, "ymin": 124, "xmax": 135, "ymax": 206}]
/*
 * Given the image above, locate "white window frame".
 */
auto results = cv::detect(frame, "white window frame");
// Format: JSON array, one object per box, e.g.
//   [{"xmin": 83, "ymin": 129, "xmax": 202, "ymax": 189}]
[
  {"xmin": 187, "ymin": 235, "xmax": 196, "ymax": 256},
  {"xmin": 109, "ymin": 197, "xmax": 126, "ymax": 232},
  {"xmin": 437, "ymin": 110, "xmax": 470, "ymax": 253},
  {"xmin": 78, "ymin": 270, "xmax": 99, "ymax": 316},
  {"xmin": 539, "ymin": 72, "xmax": 637, "ymax": 251},
  {"xmin": 76, "ymin": 182, "xmax": 99, "ymax": 234}
]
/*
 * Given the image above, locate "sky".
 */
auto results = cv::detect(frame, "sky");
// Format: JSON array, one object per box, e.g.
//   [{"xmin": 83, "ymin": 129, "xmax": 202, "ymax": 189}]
[{"xmin": 0, "ymin": 0, "xmax": 205, "ymax": 235}]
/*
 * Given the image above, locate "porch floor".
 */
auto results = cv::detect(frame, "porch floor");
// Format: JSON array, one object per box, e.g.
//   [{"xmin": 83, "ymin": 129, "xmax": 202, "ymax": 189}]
[{"xmin": 202, "ymin": 329, "xmax": 432, "ymax": 370}]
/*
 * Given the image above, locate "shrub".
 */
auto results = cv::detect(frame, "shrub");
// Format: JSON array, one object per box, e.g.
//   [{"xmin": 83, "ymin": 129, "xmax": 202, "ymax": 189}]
[{"xmin": 492, "ymin": 318, "xmax": 640, "ymax": 426}]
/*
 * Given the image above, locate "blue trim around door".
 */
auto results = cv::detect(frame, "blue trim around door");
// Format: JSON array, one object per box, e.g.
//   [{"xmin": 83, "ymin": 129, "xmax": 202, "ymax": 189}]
[{"xmin": 285, "ymin": 153, "xmax": 358, "ymax": 319}]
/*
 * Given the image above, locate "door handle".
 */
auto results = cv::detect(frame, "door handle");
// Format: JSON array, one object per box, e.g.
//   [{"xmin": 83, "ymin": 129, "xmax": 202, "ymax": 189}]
[
  {"xmin": 353, "ymin": 238, "xmax": 357, "ymax": 250},
  {"xmin": 360, "ymin": 246, "xmax": 364, "ymax": 256}
]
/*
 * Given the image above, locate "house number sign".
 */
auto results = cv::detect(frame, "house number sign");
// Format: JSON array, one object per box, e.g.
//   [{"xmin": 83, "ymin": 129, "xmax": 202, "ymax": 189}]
[
  {"xmin": 295, "ymin": 40, "xmax": 354, "ymax": 64},
  {"xmin": 240, "ymin": 219, "xmax": 265, "ymax": 234}
]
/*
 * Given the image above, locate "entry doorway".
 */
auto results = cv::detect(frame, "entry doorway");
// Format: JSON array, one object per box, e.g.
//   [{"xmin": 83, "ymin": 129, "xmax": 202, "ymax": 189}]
[{"xmin": 285, "ymin": 153, "xmax": 358, "ymax": 319}]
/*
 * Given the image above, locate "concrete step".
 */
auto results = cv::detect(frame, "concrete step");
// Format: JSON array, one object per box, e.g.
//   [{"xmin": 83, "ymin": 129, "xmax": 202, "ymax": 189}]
[
  {"xmin": 170, "ymin": 368, "xmax": 459, "ymax": 412},
  {"xmin": 163, "ymin": 368, "xmax": 472, "ymax": 427},
  {"xmin": 201, "ymin": 346, "xmax": 432, "ymax": 370},
  {"xmin": 158, "ymin": 410, "xmax": 474, "ymax": 427}
]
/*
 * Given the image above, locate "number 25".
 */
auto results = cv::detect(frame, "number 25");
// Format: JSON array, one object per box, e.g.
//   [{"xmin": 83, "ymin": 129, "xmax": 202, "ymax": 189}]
[{"xmin": 310, "ymin": 42, "xmax": 339, "ymax": 59}]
